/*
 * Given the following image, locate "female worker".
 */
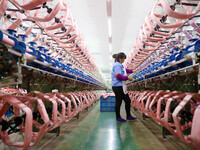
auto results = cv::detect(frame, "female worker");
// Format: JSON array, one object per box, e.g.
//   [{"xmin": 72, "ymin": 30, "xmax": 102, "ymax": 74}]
[{"xmin": 111, "ymin": 52, "xmax": 137, "ymax": 122}]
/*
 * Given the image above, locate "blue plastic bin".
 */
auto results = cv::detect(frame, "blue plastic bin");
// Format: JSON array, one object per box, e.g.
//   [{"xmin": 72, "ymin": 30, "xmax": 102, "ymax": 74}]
[
  {"xmin": 5, "ymin": 109, "xmax": 13, "ymax": 117},
  {"xmin": 100, "ymin": 96, "xmax": 116, "ymax": 112}
]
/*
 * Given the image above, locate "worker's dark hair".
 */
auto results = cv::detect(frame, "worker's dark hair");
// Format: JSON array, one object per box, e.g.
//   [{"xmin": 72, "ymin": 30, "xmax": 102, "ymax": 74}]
[
  {"xmin": 112, "ymin": 54, "xmax": 117, "ymax": 62},
  {"xmin": 113, "ymin": 52, "xmax": 126, "ymax": 62}
]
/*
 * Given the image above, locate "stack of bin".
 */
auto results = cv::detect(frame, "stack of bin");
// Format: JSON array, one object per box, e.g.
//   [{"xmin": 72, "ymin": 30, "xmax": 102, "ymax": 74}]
[{"xmin": 100, "ymin": 96, "xmax": 115, "ymax": 112}]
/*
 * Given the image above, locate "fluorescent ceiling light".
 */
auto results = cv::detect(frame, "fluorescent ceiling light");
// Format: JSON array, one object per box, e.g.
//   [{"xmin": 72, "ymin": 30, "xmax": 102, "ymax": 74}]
[
  {"xmin": 106, "ymin": 0, "xmax": 112, "ymax": 16},
  {"xmin": 108, "ymin": 17, "xmax": 112, "ymax": 38}
]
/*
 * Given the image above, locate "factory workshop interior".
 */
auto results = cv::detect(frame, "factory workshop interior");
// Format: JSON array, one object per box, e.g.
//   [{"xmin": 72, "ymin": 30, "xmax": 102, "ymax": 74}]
[{"xmin": 0, "ymin": 0, "xmax": 200, "ymax": 149}]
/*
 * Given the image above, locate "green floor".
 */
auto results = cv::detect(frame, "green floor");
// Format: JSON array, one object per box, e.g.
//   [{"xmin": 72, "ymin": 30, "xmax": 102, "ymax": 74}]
[
  {"xmin": 54, "ymin": 111, "xmax": 140, "ymax": 150},
  {"xmin": 28, "ymin": 101, "xmax": 194, "ymax": 150}
]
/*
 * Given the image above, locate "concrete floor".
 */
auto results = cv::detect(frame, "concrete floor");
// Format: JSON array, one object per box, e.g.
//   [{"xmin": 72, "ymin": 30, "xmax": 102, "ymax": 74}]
[{"xmin": 1, "ymin": 101, "xmax": 196, "ymax": 150}]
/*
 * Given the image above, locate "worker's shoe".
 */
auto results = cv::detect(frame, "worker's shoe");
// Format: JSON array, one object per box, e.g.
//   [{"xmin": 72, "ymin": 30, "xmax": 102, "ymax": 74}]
[
  {"xmin": 126, "ymin": 116, "xmax": 137, "ymax": 121},
  {"xmin": 116, "ymin": 117, "xmax": 126, "ymax": 122}
]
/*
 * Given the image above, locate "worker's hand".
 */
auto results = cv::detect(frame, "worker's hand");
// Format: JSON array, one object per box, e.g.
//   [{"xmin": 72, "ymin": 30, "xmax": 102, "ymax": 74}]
[
  {"xmin": 128, "ymin": 77, "xmax": 133, "ymax": 81},
  {"xmin": 132, "ymin": 68, "xmax": 139, "ymax": 73}
]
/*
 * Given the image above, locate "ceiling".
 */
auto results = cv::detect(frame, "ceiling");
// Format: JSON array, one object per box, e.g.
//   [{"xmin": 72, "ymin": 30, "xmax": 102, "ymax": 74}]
[{"xmin": 66, "ymin": 0, "xmax": 155, "ymax": 87}]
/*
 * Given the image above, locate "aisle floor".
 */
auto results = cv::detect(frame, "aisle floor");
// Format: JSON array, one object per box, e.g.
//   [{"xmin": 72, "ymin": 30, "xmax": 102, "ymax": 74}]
[{"xmin": 29, "ymin": 101, "xmax": 195, "ymax": 150}]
